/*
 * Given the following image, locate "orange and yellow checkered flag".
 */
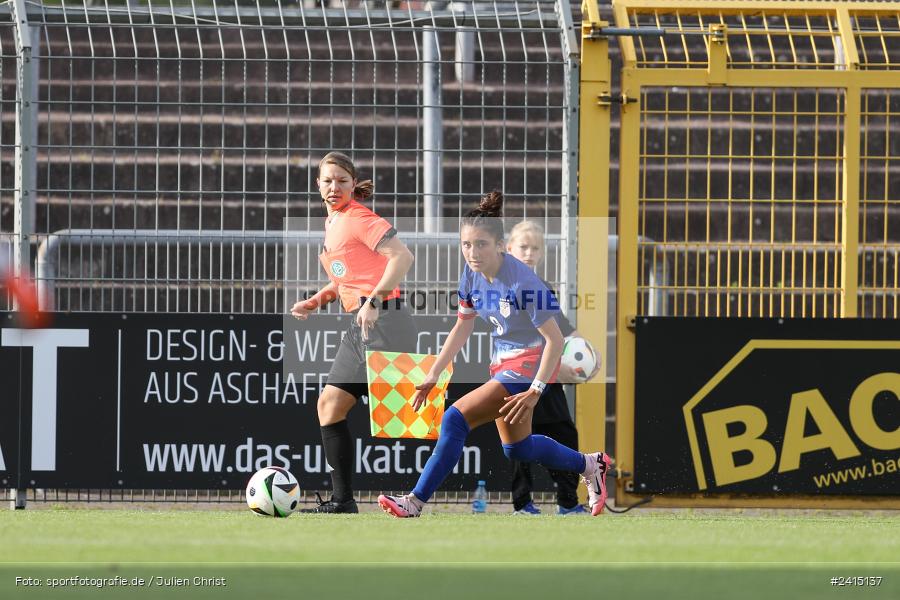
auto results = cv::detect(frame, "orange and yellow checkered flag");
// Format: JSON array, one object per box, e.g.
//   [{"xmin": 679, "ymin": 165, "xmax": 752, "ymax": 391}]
[{"xmin": 365, "ymin": 351, "xmax": 453, "ymax": 440}]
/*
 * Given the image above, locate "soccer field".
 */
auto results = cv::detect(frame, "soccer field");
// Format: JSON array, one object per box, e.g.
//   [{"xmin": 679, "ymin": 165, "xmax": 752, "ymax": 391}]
[{"xmin": 2, "ymin": 509, "xmax": 897, "ymax": 600}]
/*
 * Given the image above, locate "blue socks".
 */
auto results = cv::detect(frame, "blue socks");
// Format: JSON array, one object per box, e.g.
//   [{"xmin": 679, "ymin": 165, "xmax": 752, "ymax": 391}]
[
  {"xmin": 502, "ymin": 435, "xmax": 587, "ymax": 473},
  {"xmin": 412, "ymin": 406, "xmax": 470, "ymax": 502},
  {"xmin": 411, "ymin": 409, "xmax": 587, "ymax": 503}
]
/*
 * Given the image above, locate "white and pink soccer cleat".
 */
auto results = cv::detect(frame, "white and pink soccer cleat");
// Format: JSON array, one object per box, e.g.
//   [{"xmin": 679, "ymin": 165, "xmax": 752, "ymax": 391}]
[
  {"xmin": 377, "ymin": 493, "xmax": 422, "ymax": 518},
  {"xmin": 581, "ymin": 452, "xmax": 612, "ymax": 516}
]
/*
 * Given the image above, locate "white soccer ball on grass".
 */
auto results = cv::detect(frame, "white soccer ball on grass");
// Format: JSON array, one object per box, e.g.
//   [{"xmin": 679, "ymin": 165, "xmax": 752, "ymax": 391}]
[{"xmin": 245, "ymin": 466, "xmax": 300, "ymax": 518}]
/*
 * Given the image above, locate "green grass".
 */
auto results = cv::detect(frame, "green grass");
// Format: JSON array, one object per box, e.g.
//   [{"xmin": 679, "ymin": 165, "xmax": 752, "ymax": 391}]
[{"xmin": 1, "ymin": 509, "xmax": 898, "ymax": 599}]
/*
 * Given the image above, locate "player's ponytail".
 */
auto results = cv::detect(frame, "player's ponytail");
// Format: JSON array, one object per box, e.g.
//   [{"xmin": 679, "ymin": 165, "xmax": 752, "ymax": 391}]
[
  {"xmin": 354, "ymin": 179, "xmax": 374, "ymax": 200},
  {"xmin": 461, "ymin": 190, "xmax": 505, "ymax": 242}
]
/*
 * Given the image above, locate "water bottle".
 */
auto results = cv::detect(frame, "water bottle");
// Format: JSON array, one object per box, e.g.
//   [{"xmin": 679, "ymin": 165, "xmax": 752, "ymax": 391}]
[{"xmin": 472, "ymin": 480, "xmax": 488, "ymax": 514}]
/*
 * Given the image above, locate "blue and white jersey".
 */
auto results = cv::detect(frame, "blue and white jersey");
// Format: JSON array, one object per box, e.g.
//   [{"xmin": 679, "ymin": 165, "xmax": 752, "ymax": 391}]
[{"xmin": 457, "ymin": 253, "xmax": 561, "ymax": 365}]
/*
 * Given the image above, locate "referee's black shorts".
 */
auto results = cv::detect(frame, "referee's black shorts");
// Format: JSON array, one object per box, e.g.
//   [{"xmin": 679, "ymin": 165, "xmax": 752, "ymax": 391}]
[{"xmin": 326, "ymin": 299, "xmax": 418, "ymax": 399}]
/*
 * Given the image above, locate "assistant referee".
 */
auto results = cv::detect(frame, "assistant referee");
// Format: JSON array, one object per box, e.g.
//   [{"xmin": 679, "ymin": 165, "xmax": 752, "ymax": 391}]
[{"xmin": 290, "ymin": 152, "xmax": 417, "ymax": 513}]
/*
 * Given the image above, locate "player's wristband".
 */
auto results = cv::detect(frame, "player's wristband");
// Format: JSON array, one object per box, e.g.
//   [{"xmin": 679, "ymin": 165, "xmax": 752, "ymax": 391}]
[
  {"xmin": 529, "ymin": 379, "xmax": 547, "ymax": 394},
  {"xmin": 359, "ymin": 295, "xmax": 380, "ymax": 309}
]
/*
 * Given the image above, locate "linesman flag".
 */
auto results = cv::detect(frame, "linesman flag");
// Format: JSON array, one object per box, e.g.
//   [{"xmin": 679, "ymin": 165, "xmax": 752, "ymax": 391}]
[{"xmin": 365, "ymin": 351, "xmax": 453, "ymax": 440}]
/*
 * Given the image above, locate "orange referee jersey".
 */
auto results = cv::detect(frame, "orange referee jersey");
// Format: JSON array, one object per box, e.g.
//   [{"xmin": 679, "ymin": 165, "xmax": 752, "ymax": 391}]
[{"xmin": 319, "ymin": 200, "xmax": 401, "ymax": 312}]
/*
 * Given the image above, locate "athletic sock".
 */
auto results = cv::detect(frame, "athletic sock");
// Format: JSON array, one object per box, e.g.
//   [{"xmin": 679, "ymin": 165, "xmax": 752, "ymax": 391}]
[
  {"xmin": 502, "ymin": 435, "xmax": 587, "ymax": 473},
  {"xmin": 581, "ymin": 451, "xmax": 601, "ymax": 477},
  {"xmin": 411, "ymin": 406, "xmax": 470, "ymax": 502},
  {"xmin": 321, "ymin": 420, "xmax": 354, "ymax": 503}
]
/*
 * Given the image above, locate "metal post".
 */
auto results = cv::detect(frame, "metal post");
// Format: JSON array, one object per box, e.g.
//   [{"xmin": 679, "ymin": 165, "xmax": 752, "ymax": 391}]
[
  {"xmin": 575, "ymin": 2, "xmax": 612, "ymax": 501},
  {"xmin": 452, "ymin": 2, "xmax": 474, "ymax": 83},
  {"xmin": 423, "ymin": 24, "xmax": 442, "ymax": 232},
  {"xmin": 8, "ymin": 489, "xmax": 25, "ymax": 510},
  {"xmin": 12, "ymin": 0, "xmax": 37, "ymax": 283},
  {"xmin": 10, "ymin": 0, "xmax": 36, "ymax": 511},
  {"xmin": 557, "ymin": 0, "xmax": 579, "ymax": 322},
  {"xmin": 836, "ymin": 8, "xmax": 861, "ymax": 318},
  {"xmin": 557, "ymin": 0, "xmax": 583, "ymax": 444}
]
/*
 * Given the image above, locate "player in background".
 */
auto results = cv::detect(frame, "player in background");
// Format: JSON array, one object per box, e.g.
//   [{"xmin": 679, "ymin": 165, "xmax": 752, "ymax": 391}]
[
  {"xmin": 377, "ymin": 191, "xmax": 611, "ymax": 518},
  {"xmin": 506, "ymin": 220, "xmax": 600, "ymax": 515},
  {"xmin": 290, "ymin": 152, "xmax": 417, "ymax": 514}
]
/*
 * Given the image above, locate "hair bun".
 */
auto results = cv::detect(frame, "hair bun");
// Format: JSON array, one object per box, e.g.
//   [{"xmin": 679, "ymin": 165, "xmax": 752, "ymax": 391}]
[
  {"xmin": 461, "ymin": 190, "xmax": 505, "ymax": 242},
  {"xmin": 478, "ymin": 190, "xmax": 503, "ymax": 217}
]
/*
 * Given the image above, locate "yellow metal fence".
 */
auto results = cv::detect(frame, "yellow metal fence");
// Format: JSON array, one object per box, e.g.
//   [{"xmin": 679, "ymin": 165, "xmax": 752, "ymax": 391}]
[{"xmin": 578, "ymin": 0, "xmax": 899, "ymax": 506}]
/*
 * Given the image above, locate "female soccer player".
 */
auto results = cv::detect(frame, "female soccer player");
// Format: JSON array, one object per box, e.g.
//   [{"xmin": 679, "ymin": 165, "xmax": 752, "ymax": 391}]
[
  {"xmin": 377, "ymin": 192, "xmax": 611, "ymax": 518},
  {"xmin": 506, "ymin": 220, "xmax": 600, "ymax": 515},
  {"xmin": 291, "ymin": 152, "xmax": 416, "ymax": 513}
]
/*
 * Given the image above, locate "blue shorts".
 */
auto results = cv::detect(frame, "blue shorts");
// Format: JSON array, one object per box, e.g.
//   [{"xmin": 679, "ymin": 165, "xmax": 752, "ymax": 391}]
[
  {"xmin": 492, "ymin": 368, "xmax": 533, "ymax": 395},
  {"xmin": 490, "ymin": 348, "xmax": 559, "ymax": 395}
]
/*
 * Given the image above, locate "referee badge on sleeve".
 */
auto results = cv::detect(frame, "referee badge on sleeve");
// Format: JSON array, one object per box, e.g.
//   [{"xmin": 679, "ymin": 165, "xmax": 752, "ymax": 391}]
[{"xmin": 330, "ymin": 260, "xmax": 347, "ymax": 277}]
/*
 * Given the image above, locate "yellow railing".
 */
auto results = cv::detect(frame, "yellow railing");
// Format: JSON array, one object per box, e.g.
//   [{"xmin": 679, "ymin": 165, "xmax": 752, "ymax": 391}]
[
  {"xmin": 580, "ymin": 0, "xmax": 900, "ymax": 507},
  {"xmin": 574, "ymin": 0, "xmax": 613, "ymax": 479}
]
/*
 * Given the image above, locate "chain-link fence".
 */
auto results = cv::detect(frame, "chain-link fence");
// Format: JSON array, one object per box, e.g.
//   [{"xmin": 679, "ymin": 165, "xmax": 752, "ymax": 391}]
[
  {"xmin": 613, "ymin": 0, "xmax": 900, "ymax": 319},
  {"xmin": 1, "ymin": 0, "xmax": 581, "ymax": 507},
  {"xmin": 602, "ymin": 0, "xmax": 900, "ymax": 507},
  {"xmin": 1, "ymin": 0, "xmax": 578, "ymax": 316}
]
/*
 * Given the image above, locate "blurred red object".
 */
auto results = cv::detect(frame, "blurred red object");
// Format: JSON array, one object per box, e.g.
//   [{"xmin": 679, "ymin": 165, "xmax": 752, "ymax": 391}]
[{"xmin": 3, "ymin": 272, "xmax": 49, "ymax": 328}]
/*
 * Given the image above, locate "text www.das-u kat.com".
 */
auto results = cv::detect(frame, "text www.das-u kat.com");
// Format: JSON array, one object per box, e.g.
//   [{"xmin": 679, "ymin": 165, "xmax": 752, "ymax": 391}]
[{"xmin": 142, "ymin": 438, "xmax": 480, "ymax": 474}]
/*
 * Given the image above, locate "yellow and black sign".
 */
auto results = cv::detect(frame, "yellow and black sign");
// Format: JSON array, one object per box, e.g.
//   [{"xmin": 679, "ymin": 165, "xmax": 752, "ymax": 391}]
[{"xmin": 635, "ymin": 318, "xmax": 900, "ymax": 495}]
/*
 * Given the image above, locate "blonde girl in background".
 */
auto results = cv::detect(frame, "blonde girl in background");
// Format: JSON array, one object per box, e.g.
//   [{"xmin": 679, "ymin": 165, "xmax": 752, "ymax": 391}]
[{"xmin": 505, "ymin": 220, "xmax": 600, "ymax": 515}]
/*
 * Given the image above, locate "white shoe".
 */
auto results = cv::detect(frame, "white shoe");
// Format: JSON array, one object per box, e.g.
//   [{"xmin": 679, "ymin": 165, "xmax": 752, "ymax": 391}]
[
  {"xmin": 581, "ymin": 452, "xmax": 612, "ymax": 516},
  {"xmin": 378, "ymin": 493, "xmax": 422, "ymax": 518}
]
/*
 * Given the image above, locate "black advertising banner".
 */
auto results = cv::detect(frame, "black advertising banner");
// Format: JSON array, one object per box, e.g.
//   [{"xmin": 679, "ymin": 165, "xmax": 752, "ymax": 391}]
[
  {"xmin": 0, "ymin": 315, "xmax": 21, "ymax": 489},
  {"xmin": 635, "ymin": 318, "xmax": 900, "ymax": 496},
  {"xmin": 0, "ymin": 312, "xmax": 551, "ymax": 492}
]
